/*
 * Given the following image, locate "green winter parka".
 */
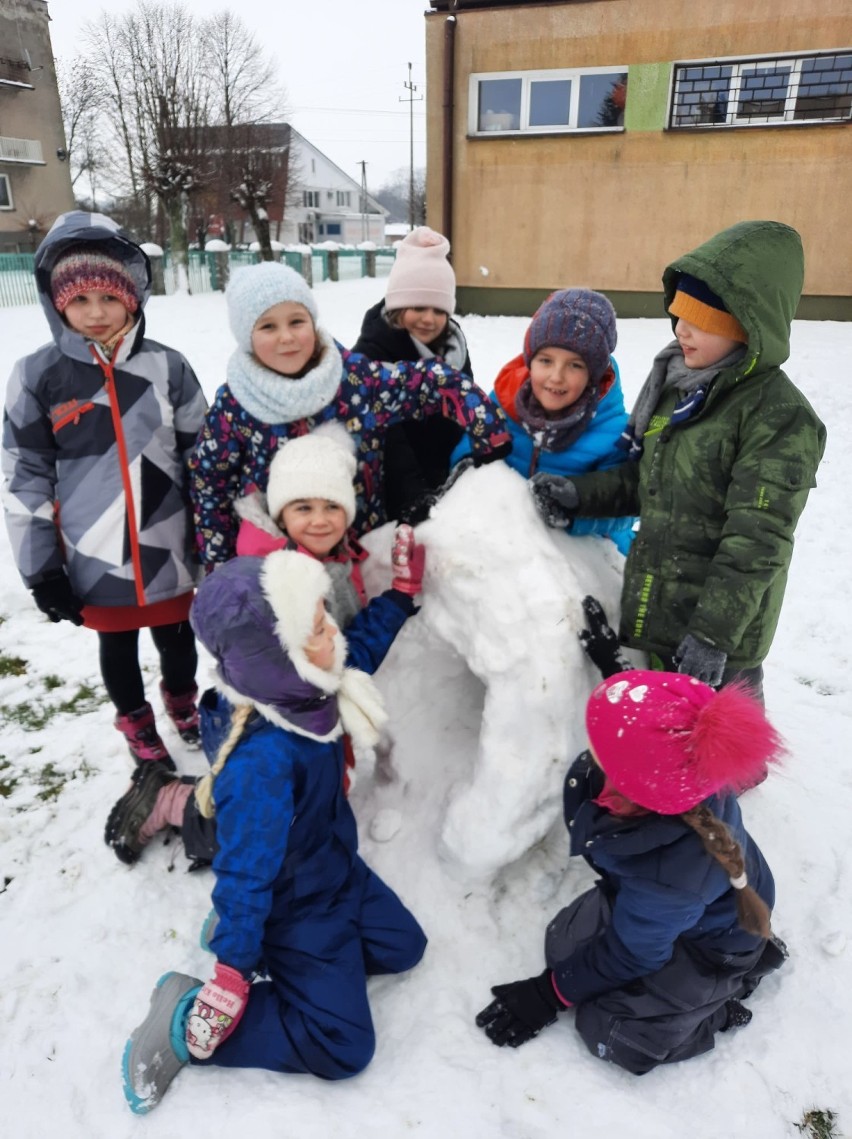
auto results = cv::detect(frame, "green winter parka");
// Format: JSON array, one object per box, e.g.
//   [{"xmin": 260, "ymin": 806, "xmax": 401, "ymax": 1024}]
[{"xmin": 571, "ymin": 220, "xmax": 826, "ymax": 669}]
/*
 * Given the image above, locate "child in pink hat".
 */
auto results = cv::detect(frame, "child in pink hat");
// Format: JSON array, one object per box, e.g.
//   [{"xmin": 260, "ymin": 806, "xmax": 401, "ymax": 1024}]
[
  {"xmin": 476, "ymin": 670, "xmax": 788, "ymax": 1074},
  {"xmin": 352, "ymin": 226, "xmax": 472, "ymax": 521}
]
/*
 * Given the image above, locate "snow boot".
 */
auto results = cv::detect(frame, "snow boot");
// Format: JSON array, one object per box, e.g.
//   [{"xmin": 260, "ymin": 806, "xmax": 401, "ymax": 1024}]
[
  {"xmin": 721, "ymin": 998, "xmax": 753, "ymax": 1032},
  {"xmin": 105, "ymin": 761, "xmax": 178, "ymax": 865},
  {"xmin": 122, "ymin": 971, "xmax": 201, "ymax": 1114},
  {"xmin": 160, "ymin": 681, "xmax": 201, "ymax": 749},
  {"xmin": 115, "ymin": 702, "xmax": 175, "ymax": 768}
]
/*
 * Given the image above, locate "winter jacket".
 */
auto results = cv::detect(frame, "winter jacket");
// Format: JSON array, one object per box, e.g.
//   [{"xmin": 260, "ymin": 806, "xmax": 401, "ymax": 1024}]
[
  {"xmin": 207, "ymin": 592, "xmax": 411, "ymax": 975},
  {"xmin": 234, "ymin": 490, "xmax": 368, "ymax": 628},
  {"xmin": 352, "ymin": 299, "xmax": 473, "ymax": 376},
  {"xmin": 553, "ymin": 752, "xmax": 774, "ymax": 1005},
  {"xmin": 2, "ymin": 211, "xmax": 206, "ymax": 610},
  {"xmin": 188, "ymin": 344, "xmax": 508, "ymax": 569},
  {"xmin": 452, "ymin": 353, "xmax": 636, "ymax": 554},
  {"xmin": 569, "ymin": 221, "xmax": 826, "ymax": 668}
]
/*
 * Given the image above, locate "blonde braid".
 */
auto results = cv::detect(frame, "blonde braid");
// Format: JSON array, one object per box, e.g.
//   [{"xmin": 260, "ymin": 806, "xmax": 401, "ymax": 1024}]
[
  {"xmin": 194, "ymin": 703, "xmax": 254, "ymax": 819},
  {"xmin": 681, "ymin": 804, "xmax": 771, "ymax": 938}
]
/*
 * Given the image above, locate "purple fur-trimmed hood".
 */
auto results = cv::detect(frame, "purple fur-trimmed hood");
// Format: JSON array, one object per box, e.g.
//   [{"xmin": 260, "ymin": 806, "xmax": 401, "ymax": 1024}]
[{"xmin": 190, "ymin": 554, "xmax": 343, "ymax": 742}]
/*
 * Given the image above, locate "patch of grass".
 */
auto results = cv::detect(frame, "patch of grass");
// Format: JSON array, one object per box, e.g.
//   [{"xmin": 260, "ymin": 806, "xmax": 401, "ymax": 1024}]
[
  {"xmin": 43, "ymin": 675, "xmax": 63, "ymax": 691},
  {"xmin": 0, "ymin": 757, "xmax": 19, "ymax": 799},
  {"xmin": 0, "ymin": 653, "xmax": 28, "ymax": 678},
  {"xmin": 0, "ymin": 682, "xmax": 106, "ymax": 731},
  {"xmin": 796, "ymin": 1109, "xmax": 840, "ymax": 1139}
]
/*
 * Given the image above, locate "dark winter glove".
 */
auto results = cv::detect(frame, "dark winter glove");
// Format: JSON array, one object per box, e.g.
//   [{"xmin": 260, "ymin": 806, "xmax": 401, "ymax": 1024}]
[
  {"xmin": 471, "ymin": 437, "xmax": 512, "ymax": 467},
  {"xmin": 675, "ymin": 633, "xmax": 727, "ymax": 687},
  {"xmin": 31, "ymin": 571, "xmax": 84, "ymax": 626},
  {"xmin": 579, "ymin": 596, "xmax": 633, "ymax": 679},
  {"xmin": 476, "ymin": 968, "xmax": 567, "ymax": 1048},
  {"xmin": 529, "ymin": 473, "xmax": 579, "ymax": 529}
]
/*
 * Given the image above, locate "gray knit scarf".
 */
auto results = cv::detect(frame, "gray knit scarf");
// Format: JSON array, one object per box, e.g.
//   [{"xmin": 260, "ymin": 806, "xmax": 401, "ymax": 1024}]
[
  {"xmin": 226, "ymin": 326, "xmax": 344, "ymax": 424},
  {"xmin": 621, "ymin": 339, "xmax": 746, "ymax": 458}
]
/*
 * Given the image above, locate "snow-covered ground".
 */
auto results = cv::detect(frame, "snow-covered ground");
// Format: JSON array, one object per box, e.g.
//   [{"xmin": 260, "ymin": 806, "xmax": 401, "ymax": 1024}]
[{"xmin": 0, "ymin": 276, "xmax": 848, "ymax": 1138}]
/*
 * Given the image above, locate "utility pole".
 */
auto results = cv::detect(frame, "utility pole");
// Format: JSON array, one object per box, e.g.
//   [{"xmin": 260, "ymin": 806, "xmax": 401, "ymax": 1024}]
[
  {"xmin": 358, "ymin": 160, "xmax": 368, "ymax": 243},
  {"xmin": 399, "ymin": 62, "xmax": 423, "ymax": 230}
]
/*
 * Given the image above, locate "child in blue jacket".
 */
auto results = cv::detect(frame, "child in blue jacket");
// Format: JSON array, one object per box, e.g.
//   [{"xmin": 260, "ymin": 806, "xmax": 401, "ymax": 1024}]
[
  {"xmin": 451, "ymin": 289, "xmax": 635, "ymax": 554},
  {"xmin": 476, "ymin": 669, "xmax": 787, "ymax": 1074},
  {"xmin": 119, "ymin": 544, "xmax": 427, "ymax": 1112}
]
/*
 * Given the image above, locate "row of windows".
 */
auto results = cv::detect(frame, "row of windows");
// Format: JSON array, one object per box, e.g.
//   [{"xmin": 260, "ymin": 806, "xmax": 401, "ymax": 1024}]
[
  {"xmin": 302, "ymin": 189, "xmax": 353, "ymax": 208},
  {"xmin": 470, "ymin": 50, "xmax": 852, "ymax": 136}
]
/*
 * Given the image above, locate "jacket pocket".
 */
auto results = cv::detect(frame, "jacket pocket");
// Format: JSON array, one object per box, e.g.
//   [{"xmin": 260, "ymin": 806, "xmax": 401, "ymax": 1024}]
[
  {"xmin": 51, "ymin": 401, "xmax": 96, "ymax": 434},
  {"xmin": 758, "ymin": 457, "xmax": 815, "ymax": 492}
]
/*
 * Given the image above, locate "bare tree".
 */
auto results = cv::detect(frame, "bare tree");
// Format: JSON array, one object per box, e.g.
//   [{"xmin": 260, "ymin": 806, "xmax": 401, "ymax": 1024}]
[
  {"xmin": 374, "ymin": 167, "xmax": 426, "ymax": 226},
  {"xmin": 56, "ymin": 57, "xmax": 104, "ymax": 202},
  {"xmin": 85, "ymin": 2, "xmax": 211, "ymax": 287}
]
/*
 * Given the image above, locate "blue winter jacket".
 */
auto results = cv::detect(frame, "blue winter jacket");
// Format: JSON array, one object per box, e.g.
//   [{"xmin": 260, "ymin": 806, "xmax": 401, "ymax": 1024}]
[
  {"xmin": 554, "ymin": 752, "xmax": 774, "ymax": 1004},
  {"xmin": 209, "ymin": 594, "xmax": 410, "ymax": 976},
  {"xmin": 451, "ymin": 355, "xmax": 635, "ymax": 554}
]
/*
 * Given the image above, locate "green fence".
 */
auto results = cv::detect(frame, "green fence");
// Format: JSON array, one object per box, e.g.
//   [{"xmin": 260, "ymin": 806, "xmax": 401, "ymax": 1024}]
[{"xmin": 0, "ymin": 247, "xmax": 397, "ymax": 308}]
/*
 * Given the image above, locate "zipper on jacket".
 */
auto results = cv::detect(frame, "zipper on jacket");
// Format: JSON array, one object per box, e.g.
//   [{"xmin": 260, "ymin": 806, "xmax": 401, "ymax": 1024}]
[
  {"xmin": 51, "ymin": 401, "xmax": 96, "ymax": 433},
  {"xmin": 527, "ymin": 444, "xmax": 541, "ymax": 478},
  {"xmin": 91, "ymin": 342, "xmax": 147, "ymax": 608}
]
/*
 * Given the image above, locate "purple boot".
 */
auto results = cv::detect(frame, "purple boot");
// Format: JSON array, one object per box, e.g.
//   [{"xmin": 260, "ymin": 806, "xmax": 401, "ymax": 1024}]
[
  {"xmin": 160, "ymin": 682, "xmax": 201, "ymax": 749},
  {"xmin": 115, "ymin": 703, "xmax": 175, "ymax": 769}
]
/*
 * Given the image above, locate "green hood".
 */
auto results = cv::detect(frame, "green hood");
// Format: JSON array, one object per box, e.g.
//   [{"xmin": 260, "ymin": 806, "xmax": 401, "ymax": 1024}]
[{"xmin": 662, "ymin": 220, "xmax": 803, "ymax": 373}]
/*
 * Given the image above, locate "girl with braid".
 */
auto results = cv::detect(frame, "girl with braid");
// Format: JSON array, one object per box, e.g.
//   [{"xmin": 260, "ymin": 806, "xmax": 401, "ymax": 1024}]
[{"xmin": 476, "ymin": 669, "xmax": 788, "ymax": 1074}]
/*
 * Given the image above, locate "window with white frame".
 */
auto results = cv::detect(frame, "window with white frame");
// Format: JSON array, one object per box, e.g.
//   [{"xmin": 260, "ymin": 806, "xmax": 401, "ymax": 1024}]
[
  {"xmin": 336, "ymin": 190, "xmax": 351, "ymax": 207},
  {"xmin": 0, "ymin": 174, "xmax": 12, "ymax": 209},
  {"xmin": 303, "ymin": 189, "xmax": 320, "ymax": 208},
  {"xmin": 670, "ymin": 51, "xmax": 852, "ymax": 128},
  {"xmin": 469, "ymin": 68, "xmax": 627, "ymax": 135}
]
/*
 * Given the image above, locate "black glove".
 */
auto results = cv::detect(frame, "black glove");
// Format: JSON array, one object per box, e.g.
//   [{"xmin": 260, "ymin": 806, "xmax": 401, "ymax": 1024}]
[
  {"xmin": 529, "ymin": 473, "xmax": 579, "ymax": 529},
  {"xmin": 675, "ymin": 633, "xmax": 727, "ymax": 687},
  {"xmin": 475, "ymin": 968, "xmax": 564, "ymax": 1048},
  {"xmin": 579, "ymin": 596, "xmax": 633, "ymax": 679},
  {"xmin": 472, "ymin": 438, "xmax": 512, "ymax": 467},
  {"xmin": 31, "ymin": 571, "xmax": 85, "ymax": 626}
]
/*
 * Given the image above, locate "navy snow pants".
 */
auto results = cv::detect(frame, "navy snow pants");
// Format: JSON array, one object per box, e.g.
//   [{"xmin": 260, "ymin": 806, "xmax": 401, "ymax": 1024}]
[{"xmin": 195, "ymin": 857, "xmax": 426, "ymax": 1079}]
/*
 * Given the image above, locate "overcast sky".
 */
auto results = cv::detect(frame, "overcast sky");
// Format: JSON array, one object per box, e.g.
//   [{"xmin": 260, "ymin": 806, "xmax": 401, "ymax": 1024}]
[{"xmin": 46, "ymin": 0, "xmax": 429, "ymax": 192}]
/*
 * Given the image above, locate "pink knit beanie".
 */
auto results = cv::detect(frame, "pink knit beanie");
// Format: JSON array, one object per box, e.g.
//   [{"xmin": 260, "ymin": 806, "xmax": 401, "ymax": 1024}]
[
  {"xmin": 585, "ymin": 671, "xmax": 785, "ymax": 814},
  {"xmin": 385, "ymin": 227, "xmax": 456, "ymax": 314}
]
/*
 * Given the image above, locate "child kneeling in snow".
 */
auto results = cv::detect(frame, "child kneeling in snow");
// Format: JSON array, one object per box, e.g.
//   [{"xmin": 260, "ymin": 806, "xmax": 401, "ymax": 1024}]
[
  {"xmin": 476, "ymin": 670, "xmax": 787, "ymax": 1074},
  {"xmin": 449, "ymin": 287, "xmax": 635, "ymax": 554},
  {"xmin": 119, "ymin": 548, "xmax": 426, "ymax": 1113}
]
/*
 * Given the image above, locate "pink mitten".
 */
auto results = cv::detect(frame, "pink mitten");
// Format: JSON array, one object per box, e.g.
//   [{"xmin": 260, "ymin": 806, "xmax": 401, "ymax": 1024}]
[
  {"xmin": 391, "ymin": 524, "xmax": 426, "ymax": 596},
  {"xmin": 185, "ymin": 962, "xmax": 250, "ymax": 1060}
]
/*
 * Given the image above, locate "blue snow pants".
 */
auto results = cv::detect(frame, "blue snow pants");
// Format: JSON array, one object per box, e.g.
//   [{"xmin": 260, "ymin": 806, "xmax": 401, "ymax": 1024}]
[{"xmin": 194, "ymin": 857, "xmax": 426, "ymax": 1079}]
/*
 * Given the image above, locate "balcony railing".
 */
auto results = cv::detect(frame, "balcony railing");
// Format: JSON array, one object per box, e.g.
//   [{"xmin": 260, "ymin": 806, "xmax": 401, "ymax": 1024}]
[{"xmin": 0, "ymin": 136, "xmax": 44, "ymax": 164}]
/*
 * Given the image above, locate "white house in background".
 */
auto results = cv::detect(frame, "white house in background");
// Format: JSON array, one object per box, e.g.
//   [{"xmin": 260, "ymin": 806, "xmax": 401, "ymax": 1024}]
[{"xmin": 286, "ymin": 128, "xmax": 388, "ymax": 245}]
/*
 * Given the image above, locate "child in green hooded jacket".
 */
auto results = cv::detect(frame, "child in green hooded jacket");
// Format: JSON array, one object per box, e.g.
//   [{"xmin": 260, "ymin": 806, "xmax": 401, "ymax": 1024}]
[{"xmin": 531, "ymin": 220, "xmax": 826, "ymax": 701}]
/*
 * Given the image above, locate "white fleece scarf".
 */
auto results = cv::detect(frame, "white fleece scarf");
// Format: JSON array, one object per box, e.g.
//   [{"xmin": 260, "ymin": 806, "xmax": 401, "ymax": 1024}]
[{"xmin": 226, "ymin": 326, "xmax": 344, "ymax": 424}]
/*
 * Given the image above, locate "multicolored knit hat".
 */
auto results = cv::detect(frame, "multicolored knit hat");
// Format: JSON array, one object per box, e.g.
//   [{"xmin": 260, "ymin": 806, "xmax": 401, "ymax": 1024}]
[
  {"xmin": 50, "ymin": 245, "xmax": 140, "ymax": 315},
  {"xmin": 585, "ymin": 670, "xmax": 785, "ymax": 814},
  {"xmin": 668, "ymin": 273, "xmax": 747, "ymax": 343},
  {"xmin": 522, "ymin": 288, "xmax": 617, "ymax": 382}
]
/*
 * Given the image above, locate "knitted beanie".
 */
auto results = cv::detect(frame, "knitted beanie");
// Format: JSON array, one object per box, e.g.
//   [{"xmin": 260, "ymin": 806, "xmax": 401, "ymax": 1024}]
[
  {"xmin": 523, "ymin": 288, "xmax": 617, "ymax": 381},
  {"xmin": 50, "ymin": 245, "xmax": 140, "ymax": 314},
  {"xmin": 266, "ymin": 422, "xmax": 357, "ymax": 525},
  {"xmin": 668, "ymin": 273, "xmax": 748, "ymax": 343},
  {"xmin": 384, "ymin": 226, "xmax": 456, "ymax": 314},
  {"xmin": 226, "ymin": 262, "xmax": 318, "ymax": 352},
  {"xmin": 585, "ymin": 671, "xmax": 785, "ymax": 815}
]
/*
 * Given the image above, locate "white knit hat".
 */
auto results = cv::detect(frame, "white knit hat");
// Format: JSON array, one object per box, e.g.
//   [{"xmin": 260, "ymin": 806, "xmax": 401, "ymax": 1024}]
[
  {"xmin": 384, "ymin": 226, "xmax": 456, "ymax": 314},
  {"xmin": 226, "ymin": 262, "xmax": 318, "ymax": 352},
  {"xmin": 266, "ymin": 422, "xmax": 358, "ymax": 525}
]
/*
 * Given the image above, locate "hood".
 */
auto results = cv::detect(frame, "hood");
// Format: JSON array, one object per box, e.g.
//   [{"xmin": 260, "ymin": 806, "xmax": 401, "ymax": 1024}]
[
  {"xmin": 33, "ymin": 211, "xmax": 152, "ymax": 362},
  {"xmin": 190, "ymin": 554, "xmax": 344, "ymax": 743},
  {"xmin": 663, "ymin": 220, "xmax": 803, "ymax": 374}
]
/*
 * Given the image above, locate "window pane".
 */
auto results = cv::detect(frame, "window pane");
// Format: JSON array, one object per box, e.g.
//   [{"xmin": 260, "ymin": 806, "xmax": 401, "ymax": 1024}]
[
  {"xmin": 795, "ymin": 54, "xmax": 852, "ymax": 120},
  {"xmin": 672, "ymin": 65, "xmax": 732, "ymax": 126},
  {"xmin": 529, "ymin": 79, "xmax": 571, "ymax": 126},
  {"xmin": 478, "ymin": 78, "xmax": 522, "ymax": 131},
  {"xmin": 578, "ymin": 72, "xmax": 628, "ymax": 127},
  {"xmin": 0, "ymin": 176, "xmax": 10, "ymax": 208},
  {"xmin": 737, "ymin": 66, "xmax": 791, "ymax": 119}
]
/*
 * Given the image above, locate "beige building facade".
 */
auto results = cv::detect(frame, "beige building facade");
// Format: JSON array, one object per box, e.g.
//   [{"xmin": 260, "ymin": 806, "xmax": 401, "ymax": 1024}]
[
  {"xmin": 426, "ymin": 0, "xmax": 851, "ymax": 318},
  {"xmin": 0, "ymin": 0, "xmax": 74, "ymax": 252}
]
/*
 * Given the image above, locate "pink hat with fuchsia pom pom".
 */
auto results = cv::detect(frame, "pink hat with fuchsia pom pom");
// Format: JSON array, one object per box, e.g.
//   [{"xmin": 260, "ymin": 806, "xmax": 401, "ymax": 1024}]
[{"xmin": 585, "ymin": 671, "xmax": 785, "ymax": 814}]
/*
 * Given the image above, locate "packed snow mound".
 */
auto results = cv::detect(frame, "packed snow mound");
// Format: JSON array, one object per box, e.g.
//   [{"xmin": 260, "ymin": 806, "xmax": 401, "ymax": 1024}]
[{"xmin": 362, "ymin": 461, "xmax": 631, "ymax": 879}]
